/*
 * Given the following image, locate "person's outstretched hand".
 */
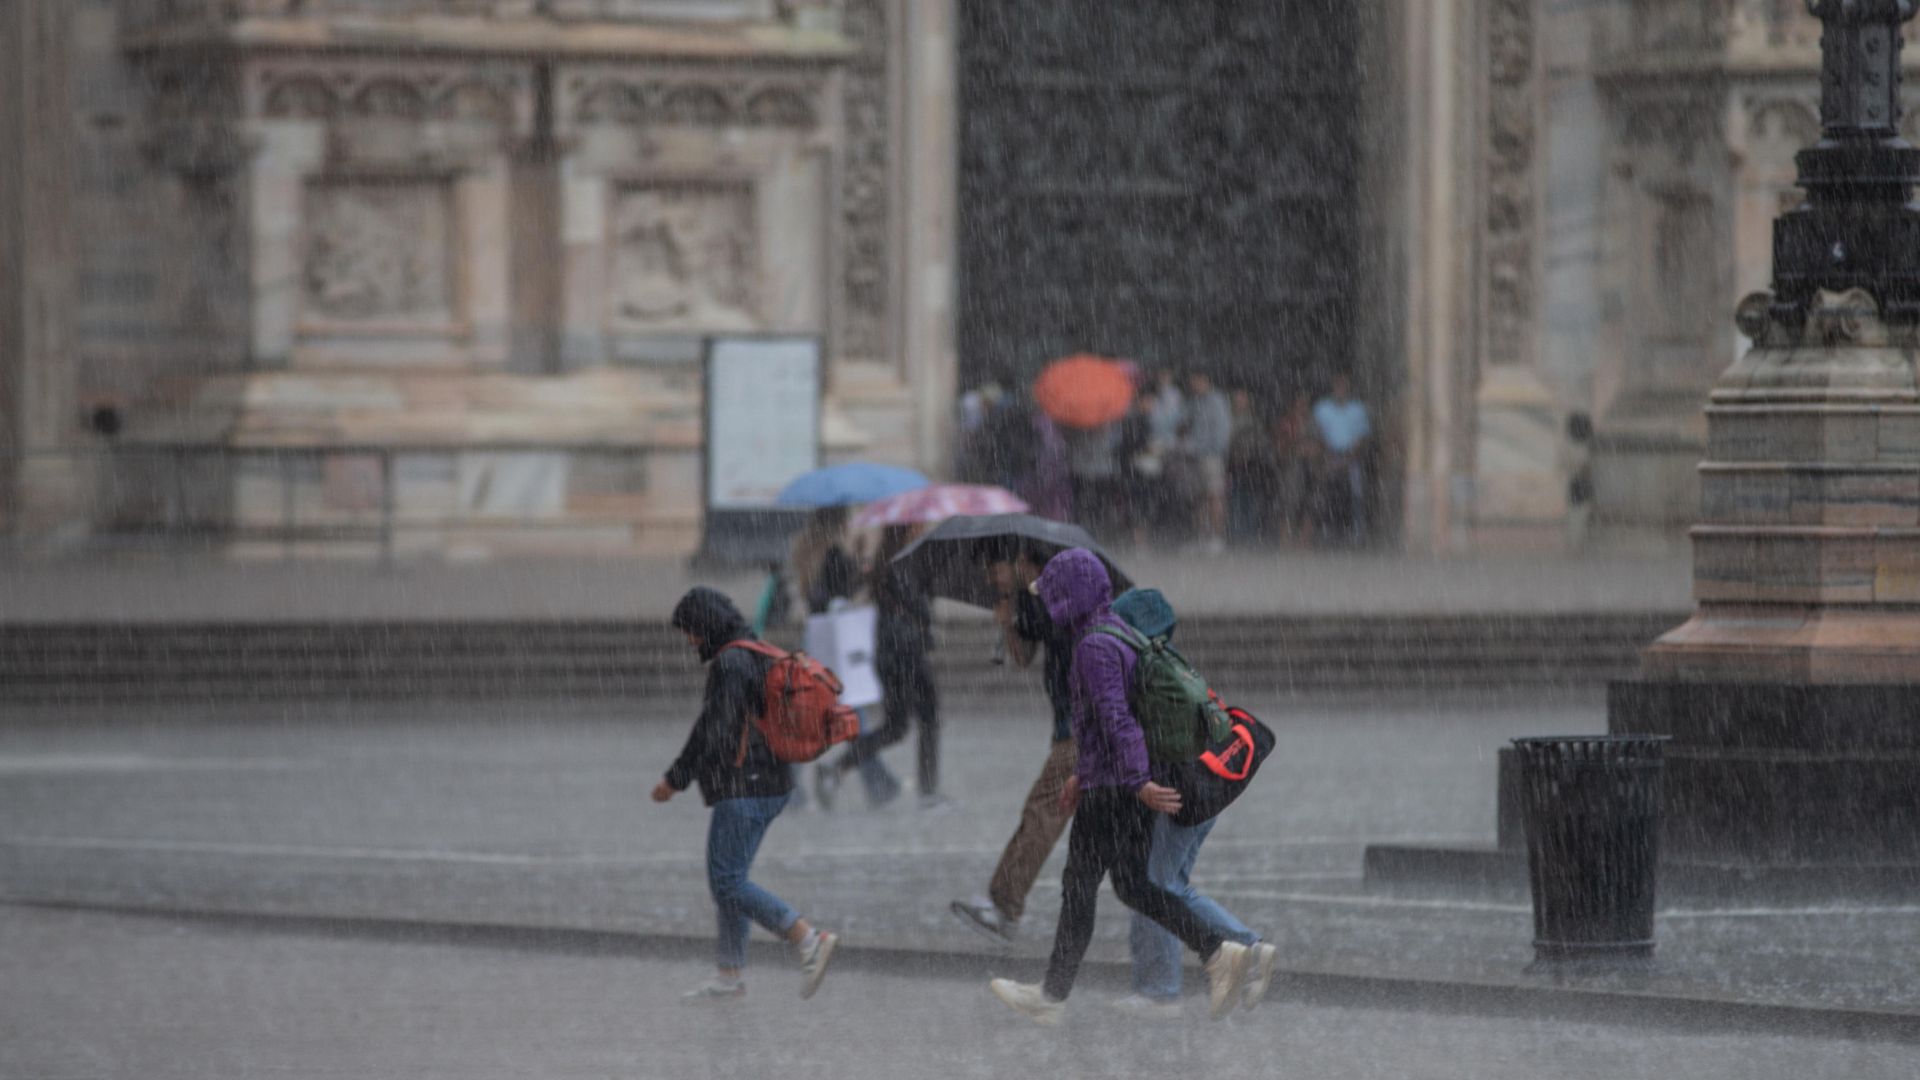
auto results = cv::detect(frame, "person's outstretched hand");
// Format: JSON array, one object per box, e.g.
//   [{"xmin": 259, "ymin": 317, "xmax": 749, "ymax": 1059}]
[
  {"xmin": 651, "ymin": 779, "xmax": 676, "ymax": 803},
  {"xmin": 1136, "ymin": 781, "xmax": 1181, "ymax": 815}
]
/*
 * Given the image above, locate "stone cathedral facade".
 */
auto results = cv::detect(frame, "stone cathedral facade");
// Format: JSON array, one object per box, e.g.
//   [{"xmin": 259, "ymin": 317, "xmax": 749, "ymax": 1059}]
[{"xmin": 0, "ymin": 1, "xmax": 1897, "ymax": 556}]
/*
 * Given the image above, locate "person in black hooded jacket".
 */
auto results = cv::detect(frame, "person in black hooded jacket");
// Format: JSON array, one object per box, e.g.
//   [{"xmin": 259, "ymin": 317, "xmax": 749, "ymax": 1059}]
[{"xmin": 652, "ymin": 586, "xmax": 839, "ymax": 1003}]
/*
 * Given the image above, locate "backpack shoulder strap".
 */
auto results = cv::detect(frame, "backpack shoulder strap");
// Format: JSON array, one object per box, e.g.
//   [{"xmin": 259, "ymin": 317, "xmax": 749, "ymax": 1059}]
[
  {"xmin": 720, "ymin": 639, "xmax": 786, "ymax": 660},
  {"xmin": 1090, "ymin": 621, "xmax": 1150, "ymax": 653},
  {"xmin": 719, "ymin": 639, "xmax": 783, "ymax": 768}
]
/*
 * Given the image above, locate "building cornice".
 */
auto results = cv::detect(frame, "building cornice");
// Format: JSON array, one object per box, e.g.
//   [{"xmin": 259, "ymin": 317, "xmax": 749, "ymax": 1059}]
[{"xmin": 123, "ymin": 15, "xmax": 854, "ymax": 66}]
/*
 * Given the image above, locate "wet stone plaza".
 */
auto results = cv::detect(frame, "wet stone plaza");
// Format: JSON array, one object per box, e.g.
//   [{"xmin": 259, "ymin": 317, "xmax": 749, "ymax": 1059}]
[{"xmin": 1, "ymin": 696, "xmax": 1917, "ymax": 1079}]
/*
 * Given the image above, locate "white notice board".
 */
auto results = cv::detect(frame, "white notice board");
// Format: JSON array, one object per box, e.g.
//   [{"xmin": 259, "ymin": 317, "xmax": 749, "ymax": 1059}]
[{"xmin": 705, "ymin": 336, "xmax": 822, "ymax": 510}]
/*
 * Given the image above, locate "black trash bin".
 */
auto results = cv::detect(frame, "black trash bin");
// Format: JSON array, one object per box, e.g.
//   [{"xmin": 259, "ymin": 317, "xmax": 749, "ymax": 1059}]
[{"xmin": 1512, "ymin": 735, "xmax": 1668, "ymax": 963}]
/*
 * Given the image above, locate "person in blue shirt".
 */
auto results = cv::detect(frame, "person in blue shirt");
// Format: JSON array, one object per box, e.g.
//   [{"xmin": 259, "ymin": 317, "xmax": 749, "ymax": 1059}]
[{"xmin": 1312, "ymin": 372, "xmax": 1373, "ymax": 546}]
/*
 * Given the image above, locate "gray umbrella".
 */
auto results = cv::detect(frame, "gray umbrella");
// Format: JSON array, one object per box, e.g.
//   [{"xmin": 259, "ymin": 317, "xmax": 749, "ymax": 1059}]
[{"xmin": 890, "ymin": 513, "xmax": 1132, "ymax": 609}]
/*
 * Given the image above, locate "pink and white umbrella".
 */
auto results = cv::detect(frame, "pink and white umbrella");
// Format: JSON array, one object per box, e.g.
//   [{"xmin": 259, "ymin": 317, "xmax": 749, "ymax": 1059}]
[{"xmin": 851, "ymin": 484, "xmax": 1029, "ymax": 528}]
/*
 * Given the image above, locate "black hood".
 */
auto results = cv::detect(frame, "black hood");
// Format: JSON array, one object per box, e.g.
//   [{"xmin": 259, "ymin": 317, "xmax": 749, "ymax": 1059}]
[{"xmin": 671, "ymin": 586, "xmax": 752, "ymax": 661}]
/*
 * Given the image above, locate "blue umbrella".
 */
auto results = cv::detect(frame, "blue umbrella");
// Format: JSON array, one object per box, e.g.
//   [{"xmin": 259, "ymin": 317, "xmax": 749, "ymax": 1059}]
[{"xmin": 776, "ymin": 463, "xmax": 930, "ymax": 508}]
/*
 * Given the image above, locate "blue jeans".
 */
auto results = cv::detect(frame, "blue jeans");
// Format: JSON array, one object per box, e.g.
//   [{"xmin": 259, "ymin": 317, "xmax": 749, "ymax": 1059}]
[
  {"xmin": 1129, "ymin": 815, "xmax": 1259, "ymax": 1000},
  {"xmin": 707, "ymin": 793, "xmax": 800, "ymax": 970}
]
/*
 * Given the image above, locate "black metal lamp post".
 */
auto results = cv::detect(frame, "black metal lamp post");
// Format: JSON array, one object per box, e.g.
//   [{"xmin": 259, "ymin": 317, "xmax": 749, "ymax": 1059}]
[{"xmin": 1772, "ymin": 0, "xmax": 1920, "ymax": 326}]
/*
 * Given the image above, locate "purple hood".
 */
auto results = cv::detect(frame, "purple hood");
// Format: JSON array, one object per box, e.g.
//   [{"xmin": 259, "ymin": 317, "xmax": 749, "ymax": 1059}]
[
  {"xmin": 1037, "ymin": 548, "xmax": 1149, "ymax": 790},
  {"xmin": 1036, "ymin": 548, "xmax": 1112, "ymax": 632}
]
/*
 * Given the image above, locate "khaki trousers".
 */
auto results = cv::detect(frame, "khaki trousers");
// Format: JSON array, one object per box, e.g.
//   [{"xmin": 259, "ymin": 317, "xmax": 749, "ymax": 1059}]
[{"xmin": 987, "ymin": 738, "xmax": 1078, "ymax": 921}]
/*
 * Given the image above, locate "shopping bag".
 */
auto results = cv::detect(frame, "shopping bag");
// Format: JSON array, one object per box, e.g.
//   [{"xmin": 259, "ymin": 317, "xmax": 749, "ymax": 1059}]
[{"xmin": 804, "ymin": 606, "xmax": 882, "ymax": 708}]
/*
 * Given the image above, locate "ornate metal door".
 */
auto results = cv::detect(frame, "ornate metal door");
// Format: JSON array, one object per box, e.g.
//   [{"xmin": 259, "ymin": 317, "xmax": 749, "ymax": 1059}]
[{"xmin": 956, "ymin": 0, "xmax": 1359, "ymax": 394}]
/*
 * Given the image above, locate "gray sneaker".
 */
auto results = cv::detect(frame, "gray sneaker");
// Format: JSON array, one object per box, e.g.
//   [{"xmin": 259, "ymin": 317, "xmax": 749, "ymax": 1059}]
[
  {"xmin": 989, "ymin": 978, "xmax": 1065, "ymax": 1027},
  {"xmin": 680, "ymin": 980, "xmax": 746, "ymax": 1005},
  {"xmin": 950, "ymin": 897, "xmax": 1017, "ymax": 946},
  {"xmin": 1108, "ymin": 993, "xmax": 1183, "ymax": 1020},
  {"xmin": 1242, "ymin": 941, "xmax": 1279, "ymax": 1009},
  {"xmin": 1203, "ymin": 941, "xmax": 1251, "ymax": 1021},
  {"xmin": 797, "ymin": 930, "xmax": 838, "ymax": 999}
]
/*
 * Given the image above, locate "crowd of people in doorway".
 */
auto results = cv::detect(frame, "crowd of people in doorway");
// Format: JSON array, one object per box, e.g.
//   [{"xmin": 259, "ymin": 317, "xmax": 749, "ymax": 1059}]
[{"xmin": 956, "ymin": 369, "xmax": 1377, "ymax": 553}]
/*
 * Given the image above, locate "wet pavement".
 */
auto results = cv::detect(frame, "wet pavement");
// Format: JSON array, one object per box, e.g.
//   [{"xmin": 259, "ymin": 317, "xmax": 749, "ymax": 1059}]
[
  {"xmin": 3, "ymin": 695, "xmax": 1917, "ymax": 1026},
  {"xmin": 5, "ymin": 903, "xmax": 1916, "ymax": 1080}
]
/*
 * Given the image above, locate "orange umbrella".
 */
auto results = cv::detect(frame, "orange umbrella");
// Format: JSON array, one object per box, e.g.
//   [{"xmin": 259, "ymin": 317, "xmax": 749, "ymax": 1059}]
[{"xmin": 1032, "ymin": 354, "xmax": 1135, "ymax": 429}]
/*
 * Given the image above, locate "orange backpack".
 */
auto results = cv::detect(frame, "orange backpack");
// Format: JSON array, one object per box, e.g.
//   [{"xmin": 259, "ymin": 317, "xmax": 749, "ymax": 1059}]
[{"xmin": 723, "ymin": 640, "xmax": 861, "ymax": 765}]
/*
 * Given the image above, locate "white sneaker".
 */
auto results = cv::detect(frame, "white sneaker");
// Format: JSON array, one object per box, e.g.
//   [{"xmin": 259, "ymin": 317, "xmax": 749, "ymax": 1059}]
[
  {"xmin": 1203, "ymin": 941, "xmax": 1252, "ymax": 1021},
  {"xmin": 989, "ymin": 978, "xmax": 1065, "ymax": 1027},
  {"xmin": 1108, "ymin": 993, "xmax": 1183, "ymax": 1020},
  {"xmin": 1242, "ymin": 941, "xmax": 1279, "ymax": 1009},
  {"xmin": 797, "ymin": 930, "xmax": 838, "ymax": 999},
  {"xmin": 680, "ymin": 979, "xmax": 746, "ymax": 1005},
  {"xmin": 950, "ymin": 897, "xmax": 1018, "ymax": 946}
]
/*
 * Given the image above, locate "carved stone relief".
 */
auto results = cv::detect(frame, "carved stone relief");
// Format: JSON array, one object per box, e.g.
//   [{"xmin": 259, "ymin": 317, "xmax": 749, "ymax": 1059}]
[
  {"xmin": 1483, "ymin": 0, "xmax": 1539, "ymax": 368},
  {"xmin": 607, "ymin": 182, "xmax": 758, "ymax": 331},
  {"xmin": 303, "ymin": 179, "xmax": 455, "ymax": 324},
  {"xmin": 838, "ymin": 0, "xmax": 892, "ymax": 361},
  {"xmin": 258, "ymin": 65, "xmax": 525, "ymax": 128},
  {"xmin": 565, "ymin": 76, "xmax": 822, "ymax": 129}
]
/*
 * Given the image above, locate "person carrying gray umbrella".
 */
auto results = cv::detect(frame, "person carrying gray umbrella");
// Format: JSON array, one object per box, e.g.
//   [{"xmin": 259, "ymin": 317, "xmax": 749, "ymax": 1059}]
[
  {"xmin": 887, "ymin": 514, "xmax": 1129, "ymax": 942},
  {"xmin": 950, "ymin": 537, "xmax": 1078, "ymax": 943}
]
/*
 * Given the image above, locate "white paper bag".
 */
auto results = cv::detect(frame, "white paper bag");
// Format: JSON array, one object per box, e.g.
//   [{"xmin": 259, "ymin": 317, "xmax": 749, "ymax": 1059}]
[{"xmin": 805, "ymin": 606, "xmax": 881, "ymax": 708}]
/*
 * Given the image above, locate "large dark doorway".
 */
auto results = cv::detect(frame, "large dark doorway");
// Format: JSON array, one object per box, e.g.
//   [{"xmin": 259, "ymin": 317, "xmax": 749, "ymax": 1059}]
[{"xmin": 956, "ymin": 1, "xmax": 1362, "ymax": 400}]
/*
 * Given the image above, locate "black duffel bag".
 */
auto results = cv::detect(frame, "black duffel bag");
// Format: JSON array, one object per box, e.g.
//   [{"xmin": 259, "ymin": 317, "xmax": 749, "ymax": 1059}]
[{"xmin": 1158, "ymin": 705, "xmax": 1276, "ymax": 827}]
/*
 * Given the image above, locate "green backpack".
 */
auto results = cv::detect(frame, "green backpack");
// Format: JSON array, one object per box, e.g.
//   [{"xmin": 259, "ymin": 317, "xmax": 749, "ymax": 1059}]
[{"xmin": 1092, "ymin": 619, "xmax": 1232, "ymax": 764}]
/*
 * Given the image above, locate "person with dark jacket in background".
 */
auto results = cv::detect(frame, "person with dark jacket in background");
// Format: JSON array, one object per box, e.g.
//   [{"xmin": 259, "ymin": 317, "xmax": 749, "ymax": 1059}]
[
  {"xmin": 949, "ymin": 542, "xmax": 1078, "ymax": 943},
  {"xmin": 987, "ymin": 550, "xmax": 1251, "ymax": 1027},
  {"xmin": 792, "ymin": 507, "xmax": 902, "ymax": 808},
  {"xmin": 1115, "ymin": 394, "xmax": 1157, "ymax": 547},
  {"xmin": 652, "ymin": 586, "xmax": 839, "ymax": 1004},
  {"xmin": 816, "ymin": 524, "xmax": 943, "ymax": 808}
]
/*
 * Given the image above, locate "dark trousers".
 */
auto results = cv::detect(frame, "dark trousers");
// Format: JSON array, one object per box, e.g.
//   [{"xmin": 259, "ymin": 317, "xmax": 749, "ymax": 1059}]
[
  {"xmin": 839, "ymin": 651, "xmax": 940, "ymax": 796},
  {"xmin": 1043, "ymin": 788, "xmax": 1223, "ymax": 1000}
]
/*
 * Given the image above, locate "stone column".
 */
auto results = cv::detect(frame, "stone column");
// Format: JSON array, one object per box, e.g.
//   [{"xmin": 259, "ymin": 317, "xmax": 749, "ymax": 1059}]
[
  {"xmin": 1468, "ymin": 0, "xmax": 1572, "ymax": 551},
  {"xmin": 901, "ymin": 0, "xmax": 957, "ymax": 475},
  {"xmin": 1389, "ymin": 0, "xmax": 1479, "ymax": 554},
  {"xmin": 0, "ymin": 0, "xmax": 82, "ymax": 539}
]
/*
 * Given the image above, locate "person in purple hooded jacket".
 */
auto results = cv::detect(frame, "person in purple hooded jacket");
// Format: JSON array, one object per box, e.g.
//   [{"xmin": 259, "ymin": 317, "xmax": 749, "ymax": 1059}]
[{"xmin": 988, "ymin": 549, "xmax": 1253, "ymax": 1026}]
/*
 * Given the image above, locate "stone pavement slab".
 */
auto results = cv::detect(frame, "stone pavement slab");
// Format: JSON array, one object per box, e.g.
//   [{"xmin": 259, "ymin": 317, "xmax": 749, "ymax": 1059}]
[
  {"xmin": 0, "ymin": 549, "xmax": 1691, "ymax": 623},
  {"xmin": 11, "ymin": 904, "xmax": 1915, "ymax": 1080},
  {"xmin": 1, "ymin": 696, "xmax": 1915, "ymax": 1025}
]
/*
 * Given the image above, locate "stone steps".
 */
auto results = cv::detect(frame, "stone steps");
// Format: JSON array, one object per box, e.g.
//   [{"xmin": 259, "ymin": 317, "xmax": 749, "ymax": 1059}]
[{"xmin": 0, "ymin": 612, "xmax": 1682, "ymax": 704}]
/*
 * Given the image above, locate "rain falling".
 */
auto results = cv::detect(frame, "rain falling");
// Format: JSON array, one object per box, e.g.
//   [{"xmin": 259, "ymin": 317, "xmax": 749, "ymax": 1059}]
[{"xmin": 2, "ymin": 2, "xmax": 1918, "ymax": 1078}]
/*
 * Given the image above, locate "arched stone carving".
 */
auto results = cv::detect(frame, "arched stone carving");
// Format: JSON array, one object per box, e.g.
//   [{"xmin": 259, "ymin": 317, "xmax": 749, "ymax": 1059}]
[
  {"xmin": 263, "ymin": 76, "xmax": 339, "ymax": 120},
  {"xmin": 435, "ymin": 81, "xmax": 513, "ymax": 125},
  {"xmin": 574, "ymin": 80, "xmax": 646, "ymax": 124},
  {"xmin": 656, "ymin": 84, "xmax": 733, "ymax": 127},
  {"xmin": 743, "ymin": 86, "xmax": 817, "ymax": 127},
  {"xmin": 1748, "ymin": 96, "xmax": 1821, "ymax": 149},
  {"xmin": 352, "ymin": 79, "xmax": 429, "ymax": 121}
]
